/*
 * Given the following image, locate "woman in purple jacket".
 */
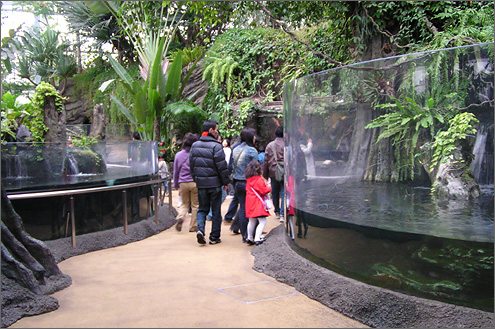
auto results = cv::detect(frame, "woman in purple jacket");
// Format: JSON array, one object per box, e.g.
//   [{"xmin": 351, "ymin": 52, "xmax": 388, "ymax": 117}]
[{"xmin": 173, "ymin": 133, "xmax": 199, "ymax": 232}]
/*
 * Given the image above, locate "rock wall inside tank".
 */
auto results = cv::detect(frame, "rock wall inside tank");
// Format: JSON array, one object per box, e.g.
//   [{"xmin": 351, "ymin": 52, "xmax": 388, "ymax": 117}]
[{"xmin": 283, "ymin": 43, "xmax": 494, "ymax": 311}]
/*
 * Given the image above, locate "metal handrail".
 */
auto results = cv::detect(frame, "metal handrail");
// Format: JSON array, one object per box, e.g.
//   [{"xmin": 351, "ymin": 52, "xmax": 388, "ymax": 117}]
[
  {"xmin": 6, "ymin": 178, "xmax": 163, "ymax": 199},
  {"xmin": 6, "ymin": 177, "xmax": 172, "ymax": 247}
]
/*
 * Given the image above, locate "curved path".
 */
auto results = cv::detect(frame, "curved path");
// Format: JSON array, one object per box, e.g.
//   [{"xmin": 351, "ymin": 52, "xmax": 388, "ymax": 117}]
[{"xmin": 10, "ymin": 190, "xmax": 367, "ymax": 328}]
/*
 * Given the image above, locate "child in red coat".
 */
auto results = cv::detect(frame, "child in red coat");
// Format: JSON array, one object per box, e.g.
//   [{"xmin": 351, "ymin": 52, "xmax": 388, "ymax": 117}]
[{"xmin": 245, "ymin": 159, "xmax": 271, "ymax": 245}]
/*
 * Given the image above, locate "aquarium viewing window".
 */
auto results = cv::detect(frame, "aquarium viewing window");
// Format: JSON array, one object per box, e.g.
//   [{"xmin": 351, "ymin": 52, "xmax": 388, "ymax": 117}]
[{"xmin": 282, "ymin": 43, "xmax": 494, "ymax": 311}]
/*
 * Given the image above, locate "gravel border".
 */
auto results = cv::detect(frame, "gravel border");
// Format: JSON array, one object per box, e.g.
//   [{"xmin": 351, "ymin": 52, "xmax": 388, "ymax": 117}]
[{"xmin": 251, "ymin": 224, "xmax": 494, "ymax": 328}]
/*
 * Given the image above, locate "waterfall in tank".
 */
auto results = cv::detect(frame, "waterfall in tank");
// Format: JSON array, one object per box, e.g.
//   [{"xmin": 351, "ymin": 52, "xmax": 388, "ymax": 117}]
[
  {"xmin": 470, "ymin": 125, "xmax": 487, "ymax": 182},
  {"xmin": 63, "ymin": 153, "xmax": 80, "ymax": 175},
  {"xmin": 7, "ymin": 155, "xmax": 28, "ymax": 178}
]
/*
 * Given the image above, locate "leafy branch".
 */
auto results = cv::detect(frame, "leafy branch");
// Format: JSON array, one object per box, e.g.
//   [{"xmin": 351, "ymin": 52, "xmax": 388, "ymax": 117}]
[
  {"xmin": 254, "ymin": 0, "xmax": 342, "ymax": 67},
  {"xmin": 430, "ymin": 112, "xmax": 479, "ymax": 167}
]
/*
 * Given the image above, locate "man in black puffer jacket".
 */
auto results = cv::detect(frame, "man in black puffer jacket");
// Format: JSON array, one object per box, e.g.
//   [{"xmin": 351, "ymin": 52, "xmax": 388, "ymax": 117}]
[{"xmin": 189, "ymin": 119, "xmax": 231, "ymax": 245}]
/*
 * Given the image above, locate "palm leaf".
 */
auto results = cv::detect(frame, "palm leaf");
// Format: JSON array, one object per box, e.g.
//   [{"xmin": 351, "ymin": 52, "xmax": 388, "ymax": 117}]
[
  {"xmin": 165, "ymin": 51, "xmax": 183, "ymax": 101},
  {"xmin": 110, "ymin": 95, "xmax": 137, "ymax": 125},
  {"xmin": 133, "ymin": 91, "xmax": 148, "ymax": 123},
  {"xmin": 108, "ymin": 56, "xmax": 134, "ymax": 94}
]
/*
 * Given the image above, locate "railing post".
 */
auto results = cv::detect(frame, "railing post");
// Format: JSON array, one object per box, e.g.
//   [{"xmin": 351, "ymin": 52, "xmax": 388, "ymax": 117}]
[
  {"xmin": 154, "ymin": 184, "xmax": 159, "ymax": 224},
  {"xmin": 168, "ymin": 179, "xmax": 173, "ymax": 214},
  {"xmin": 123, "ymin": 189, "xmax": 128, "ymax": 234},
  {"xmin": 70, "ymin": 195, "xmax": 76, "ymax": 247}
]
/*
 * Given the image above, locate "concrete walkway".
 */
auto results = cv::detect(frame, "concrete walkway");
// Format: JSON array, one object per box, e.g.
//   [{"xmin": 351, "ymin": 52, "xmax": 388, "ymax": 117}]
[{"xmin": 10, "ymin": 190, "xmax": 368, "ymax": 328}]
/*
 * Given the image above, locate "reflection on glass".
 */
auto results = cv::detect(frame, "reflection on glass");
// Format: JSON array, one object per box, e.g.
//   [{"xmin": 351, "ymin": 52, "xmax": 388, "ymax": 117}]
[
  {"xmin": 2, "ymin": 125, "xmax": 159, "ymax": 240},
  {"xmin": 283, "ymin": 43, "xmax": 494, "ymax": 311},
  {"xmin": 2, "ymin": 140, "xmax": 158, "ymax": 193}
]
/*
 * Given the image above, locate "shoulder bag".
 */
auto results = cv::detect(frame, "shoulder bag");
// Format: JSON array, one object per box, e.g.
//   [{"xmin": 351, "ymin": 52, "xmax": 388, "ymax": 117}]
[
  {"xmin": 251, "ymin": 187, "xmax": 273, "ymax": 212},
  {"xmin": 230, "ymin": 146, "xmax": 246, "ymax": 181}
]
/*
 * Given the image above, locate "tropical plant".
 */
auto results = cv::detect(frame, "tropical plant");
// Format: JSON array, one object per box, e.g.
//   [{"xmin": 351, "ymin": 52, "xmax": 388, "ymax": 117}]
[
  {"xmin": 28, "ymin": 82, "xmax": 67, "ymax": 142},
  {"xmin": 430, "ymin": 112, "xmax": 479, "ymax": 167},
  {"xmin": 163, "ymin": 99, "xmax": 207, "ymax": 149},
  {"xmin": 202, "ymin": 52, "xmax": 239, "ymax": 99},
  {"xmin": 7, "ymin": 25, "xmax": 77, "ymax": 89},
  {"xmin": 365, "ymin": 96, "xmax": 451, "ymax": 181},
  {"xmin": 93, "ymin": 1, "xmax": 181, "ymax": 141},
  {"xmin": 55, "ymin": 1, "xmax": 133, "ymax": 63},
  {"xmin": 1, "ymin": 92, "xmax": 32, "ymax": 143}
]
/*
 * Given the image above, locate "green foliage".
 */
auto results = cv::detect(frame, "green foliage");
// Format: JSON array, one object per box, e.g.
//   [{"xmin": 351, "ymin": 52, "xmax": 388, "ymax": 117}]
[
  {"xmin": 202, "ymin": 53, "xmax": 239, "ymax": 99},
  {"xmin": 220, "ymin": 99, "xmax": 255, "ymax": 139},
  {"xmin": 7, "ymin": 25, "xmax": 77, "ymax": 84},
  {"xmin": 361, "ymin": 1, "xmax": 494, "ymax": 53},
  {"xmin": 205, "ymin": 28, "xmax": 298, "ymax": 100},
  {"xmin": 424, "ymin": 2, "xmax": 494, "ymax": 50},
  {"xmin": 430, "ymin": 112, "xmax": 479, "ymax": 167},
  {"xmin": 1, "ymin": 92, "xmax": 32, "ymax": 142},
  {"xmin": 169, "ymin": 46, "xmax": 205, "ymax": 68},
  {"xmin": 72, "ymin": 58, "xmax": 134, "ymax": 125},
  {"xmin": 25, "ymin": 82, "xmax": 66, "ymax": 142},
  {"xmin": 165, "ymin": 99, "xmax": 207, "ymax": 143},
  {"xmin": 365, "ymin": 96, "xmax": 449, "ymax": 181},
  {"xmin": 306, "ymin": 22, "xmax": 354, "ymax": 70},
  {"xmin": 71, "ymin": 135, "xmax": 97, "ymax": 150}
]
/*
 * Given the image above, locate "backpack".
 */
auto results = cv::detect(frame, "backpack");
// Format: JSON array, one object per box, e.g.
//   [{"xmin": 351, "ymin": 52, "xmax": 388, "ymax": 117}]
[{"xmin": 274, "ymin": 145, "xmax": 284, "ymax": 182}]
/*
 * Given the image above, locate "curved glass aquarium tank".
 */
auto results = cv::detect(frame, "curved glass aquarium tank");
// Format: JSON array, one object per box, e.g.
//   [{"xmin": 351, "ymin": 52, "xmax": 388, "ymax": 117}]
[
  {"xmin": 283, "ymin": 43, "xmax": 494, "ymax": 312},
  {"xmin": 2, "ymin": 124, "xmax": 159, "ymax": 240}
]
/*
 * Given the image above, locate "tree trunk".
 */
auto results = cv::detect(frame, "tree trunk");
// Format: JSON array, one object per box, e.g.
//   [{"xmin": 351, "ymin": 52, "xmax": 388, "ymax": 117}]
[
  {"xmin": 43, "ymin": 95, "xmax": 66, "ymax": 144},
  {"xmin": 89, "ymin": 104, "xmax": 107, "ymax": 140}
]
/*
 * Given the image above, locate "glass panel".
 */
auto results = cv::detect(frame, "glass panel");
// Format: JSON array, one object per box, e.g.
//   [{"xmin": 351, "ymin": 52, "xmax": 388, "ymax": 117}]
[
  {"xmin": 2, "ymin": 126, "xmax": 158, "ymax": 193},
  {"xmin": 2, "ymin": 124, "xmax": 158, "ymax": 240},
  {"xmin": 283, "ymin": 43, "xmax": 494, "ymax": 311}
]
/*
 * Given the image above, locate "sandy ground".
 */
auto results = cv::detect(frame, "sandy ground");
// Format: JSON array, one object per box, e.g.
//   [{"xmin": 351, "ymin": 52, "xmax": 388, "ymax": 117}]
[{"xmin": 7, "ymin": 190, "xmax": 368, "ymax": 328}]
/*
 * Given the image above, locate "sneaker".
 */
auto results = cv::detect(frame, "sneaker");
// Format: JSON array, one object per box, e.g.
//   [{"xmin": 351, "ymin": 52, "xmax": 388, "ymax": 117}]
[
  {"xmin": 275, "ymin": 213, "xmax": 280, "ymax": 219},
  {"xmin": 196, "ymin": 231, "xmax": 206, "ymax": 245},
  {"xmin": 226, "ymin": 195, "xmax": 234, "ymax": 199},
  {"xmin": 209, "ymin": 238, "xmax": 222, "ymax": 245},
  {"xmin": 176, "ymin": 218, "xmax": 183, "ymax": 231}
]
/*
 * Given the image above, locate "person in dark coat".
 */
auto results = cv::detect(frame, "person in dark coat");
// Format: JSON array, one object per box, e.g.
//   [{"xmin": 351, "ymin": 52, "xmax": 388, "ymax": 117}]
[{"xmin": 189, "ymin": 120, "xmax": 230, "ymax": 245}]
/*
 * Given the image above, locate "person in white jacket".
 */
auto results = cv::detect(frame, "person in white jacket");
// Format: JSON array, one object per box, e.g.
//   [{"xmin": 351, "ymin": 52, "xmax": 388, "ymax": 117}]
[{"xmin": 300, "ymin": 138, "xmax": 315, "ymax": 179}]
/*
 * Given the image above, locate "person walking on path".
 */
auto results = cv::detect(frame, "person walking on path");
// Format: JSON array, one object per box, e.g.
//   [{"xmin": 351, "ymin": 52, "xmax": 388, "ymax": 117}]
[
  {"xmin": 173, "ymin": 133, "xmax": 199, "ymax": 232},
  {"xmin": 230, "ymin": 127, "xmax": 259, "ymax": 243},
  {"xmin": 189, "ymin": 120, "xmax": 230, "ymax": 245},
  {"xmin": 207, "ymin": 134, "xmax": 228, "ymax": 221},
  {"xmin": 245, "ymin": 159, "xmax": 271, "ymax": 246},
  {"xmin": 224, "ymin": 139, "xmax": 241, "ymax": 225},
  {"xmin": 222, "ymin": 138, "xmax": 235, "ymax": 197},
  {"xmin": 158, "ymin": 153, "xmax": 169, "ymax": 204},
  {"xmin": 263, "ymin": 125, "xmax": 285, "ymax": 221}
]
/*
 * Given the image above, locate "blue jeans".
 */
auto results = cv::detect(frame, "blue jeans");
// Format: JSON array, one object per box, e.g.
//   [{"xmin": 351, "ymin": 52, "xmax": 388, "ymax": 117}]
[
  {"xmin": 197, "ymin": 187, "xmax": 223, "ymax": 241},
  {"xmin": 225, "ymin": 181, "xmax": 239, "ymax": 221},
  {"xmin": 207, "ymin": 189, "xmax": 227, "ymax": 220},
  {"xmin": 271, "ymin": 178, "xmax": 284, "ymax": 215},
  {"xmin": 234, "ymin": 180, "xmax": 248, "ymax": 241}
]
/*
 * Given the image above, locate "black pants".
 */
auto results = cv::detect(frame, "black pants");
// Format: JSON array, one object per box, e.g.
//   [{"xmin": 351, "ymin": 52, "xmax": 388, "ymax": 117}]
[{"xmin": 225, "ymin": 181, "xmax": 239, "ymax": 221}]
